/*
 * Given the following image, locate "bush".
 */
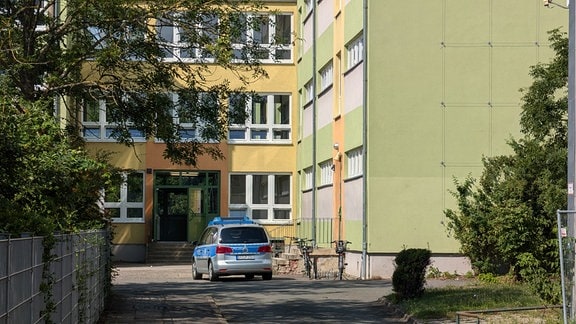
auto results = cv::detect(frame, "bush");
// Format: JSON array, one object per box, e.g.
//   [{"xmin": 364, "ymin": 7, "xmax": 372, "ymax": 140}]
[{"xmin": 392, "ymin": 248, "xmax": 431, "ymax": 299}]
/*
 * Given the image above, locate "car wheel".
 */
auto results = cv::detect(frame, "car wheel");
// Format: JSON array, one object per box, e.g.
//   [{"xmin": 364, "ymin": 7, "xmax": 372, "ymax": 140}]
[
  {"xmin": 192, "ymin": 259, "xmax": 202, "ymax": 280},
  {"xmin": 262, "ymin": 273, "xmax": 272, "ymax": 280},
  {"xmin": 245, "ymin": 274, "xmax": 255, "ymax": 280},
  {"xmin": 208, "ymin": 262, "xmax": 219, "ymax": 282}
]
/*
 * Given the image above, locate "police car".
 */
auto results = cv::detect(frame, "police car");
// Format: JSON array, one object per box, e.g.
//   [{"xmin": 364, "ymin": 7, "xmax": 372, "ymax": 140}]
[{"xmin": 192, "ymin": 216, "xmax": 273, "ymax": 281}]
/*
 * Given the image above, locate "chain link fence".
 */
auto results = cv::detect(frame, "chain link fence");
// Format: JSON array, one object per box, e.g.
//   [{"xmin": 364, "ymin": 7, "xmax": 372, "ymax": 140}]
[{"xmin": 0, "ymin": 230, "xmax": 110, "ymax": 324}]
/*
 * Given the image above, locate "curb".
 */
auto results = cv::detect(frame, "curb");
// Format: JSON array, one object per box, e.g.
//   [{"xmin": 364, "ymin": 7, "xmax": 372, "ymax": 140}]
[
  {"xmin": 376, "ymin": 297, "xmax": 421, "ymax": 323},
  {"xmin": 208, "ymin": 295, "xmax": 228, "ymax": 324}
]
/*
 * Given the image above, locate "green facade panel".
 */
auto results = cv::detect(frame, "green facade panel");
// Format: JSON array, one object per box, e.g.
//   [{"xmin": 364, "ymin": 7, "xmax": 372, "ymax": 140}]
[
  {"xmin": 316, "ymin": 25, "xmax": 334, "ymax": 69},
  {"xmin": 343, "ymin": 0, "xmax": 363, "ymax": 43},
  {"xmin": 298, "ymin": 135, "xmax": 314, "ymax": 170},
  {"xmin": 298, "ymin": 50, "xmax": 314, "ymax": 88},
  {"xmin": 344, "ymin": 108, "xmax": 363, "ymax": 151},
  {"xmin": 316, "ymin": 124, "xmax": 334, "ymax": 163},
  {"xmin": 444, "ymin": 1, "xmax": 490, "ymax": 44},
  {"xmin": 491, "ymin": 47, "xmax": 539, "ymax": 104},
  {"xmin": 444, "ymin": 47, "xmax": 490, "ymax": 104},
  {"xmin": 344, "ymin": 220, "xmax": 363, "ymax": 253},
  {"xmin": 444, "ymin": 106, "xmax": 490, "ymax": 165},
  {"xmin": 364, "ymin": 0, "xmax": 566, "ymax": 253}
]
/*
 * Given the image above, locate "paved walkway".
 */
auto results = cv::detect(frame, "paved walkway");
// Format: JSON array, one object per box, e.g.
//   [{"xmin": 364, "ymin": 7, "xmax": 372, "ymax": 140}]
[
  {"xmin": 98, "ymin": 264, "xmax": 473, "ymax": 323},
  {"xmin": 101, "ymin": 287, "xmax": 227, "ymax": 323}
]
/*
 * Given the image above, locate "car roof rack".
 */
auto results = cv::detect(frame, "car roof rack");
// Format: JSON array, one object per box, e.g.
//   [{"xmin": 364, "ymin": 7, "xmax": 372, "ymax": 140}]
[{"xmin": 208, "ymin": 216, "xmax": 255, "ymax": 226}]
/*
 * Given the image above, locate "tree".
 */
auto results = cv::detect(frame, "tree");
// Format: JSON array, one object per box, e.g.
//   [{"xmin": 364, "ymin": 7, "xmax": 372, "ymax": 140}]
[
  {"xmin": 0, "ymin": 80, "xmax": 119, "ymax": 235},
  {"xmin": 0, "ymin": 0, "xmax": 282, "ymax": 166},
  {"xmin": 444, "ymin": 29, "xmax": 568, "ymax": 302}
]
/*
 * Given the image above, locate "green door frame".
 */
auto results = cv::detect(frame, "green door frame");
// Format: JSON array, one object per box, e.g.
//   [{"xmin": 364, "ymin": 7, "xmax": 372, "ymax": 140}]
[{"xmin": 153, "ymin": 170, "xmax": 220, "ymax": 242}]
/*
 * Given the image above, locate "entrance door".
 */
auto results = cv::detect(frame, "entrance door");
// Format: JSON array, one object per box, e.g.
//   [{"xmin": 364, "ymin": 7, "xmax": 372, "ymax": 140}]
[{"xmin": 156, "ymin": 188, "xmax": 189, "ymax": 241}]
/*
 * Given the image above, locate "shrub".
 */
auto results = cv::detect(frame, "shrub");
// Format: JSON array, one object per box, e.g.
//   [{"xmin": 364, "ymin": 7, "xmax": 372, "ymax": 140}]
[{"xmin": 392, "ymin": 248, "xmax": 431, "ymax": 299}]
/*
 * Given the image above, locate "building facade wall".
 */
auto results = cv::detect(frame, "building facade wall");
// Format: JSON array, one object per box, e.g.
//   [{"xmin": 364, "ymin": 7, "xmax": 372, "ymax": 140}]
[
  {"xmin": 86, "ymin": 2, "xmax": 299, "ymax": 262},
  {"xmin": 297, "ymin": 0, "xmax": 567, "ymax": 278},
  {"xmin": 362, "ymin": 0, "xmax": 566, "ymax": 276}
]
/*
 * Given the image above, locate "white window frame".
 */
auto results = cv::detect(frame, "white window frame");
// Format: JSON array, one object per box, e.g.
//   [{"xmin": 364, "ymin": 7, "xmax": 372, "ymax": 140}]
[
  {"xmin": 232, "ymin": 13, "xmax": 293, "ymax": 63},
  {"xmin": 34, "ymin": 0, "xmax": 53, "ymax": 32},
  {"xmin": 104, "ymin": 171, "xmax": 145, "ymax": 223},
  {"xmin": 303, "ymin": 167, "xmax": 313, "ymax": 190},
  {"xmin": 346, "ymin": 35, "xmax": 364, "ymax": 70},
  {"xmin": 81, "ymin": 98, "xmax": 145, "ymax": 142},
  {"xmin": 229, "ymin": 173, "xmax": 292, "ymax": 224},
  {"xmin": 87, "ymin": 24, "xmax": 145, "ymax": 61},
  {"xmin": 319, "ymin": 61, "xmax": 333, "ymax": 92},
  {"xmin": 156, "ymin": 13, "xmax": 218, "ymax": 62},
  {"xmin": 304, "ymin": 80, "xmax": 314, "ymax": 104},
  {"xmin": 319, "ymin": 160, "xmax": 334, "ymax": 186},
  {"xmin": 347, "ymin": 147, "xmax": 363, "ymax": 178},
  {"xmin": 168, "ymin": 92, "xmax": 203, "ymax": 142},
  {"xmin": 228, "ymin": 93, "xmax": 291, "ymax": 143},
  {"xmin": 304, "ymin": 0, "xmax": 313, "ymax": 19}
]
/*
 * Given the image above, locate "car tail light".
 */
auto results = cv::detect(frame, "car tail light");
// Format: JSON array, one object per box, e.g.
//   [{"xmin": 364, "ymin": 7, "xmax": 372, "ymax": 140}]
[
  {"xmin": 258, "ymin": 245, "xmax": 272, "ymax": 253},
  {"xmin": 216, "ymin": 245, "xmax": 233, "ymax": 254}
]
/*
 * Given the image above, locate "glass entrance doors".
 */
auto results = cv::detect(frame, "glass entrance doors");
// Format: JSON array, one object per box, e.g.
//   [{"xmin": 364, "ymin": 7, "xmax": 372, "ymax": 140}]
[
  {"xmin": 153, "ymin": 171, "xmax": 219, "ymax": 242},
  {"xmin": 156, "ymin": 188, "xmax": 188, "ymax": 241}
]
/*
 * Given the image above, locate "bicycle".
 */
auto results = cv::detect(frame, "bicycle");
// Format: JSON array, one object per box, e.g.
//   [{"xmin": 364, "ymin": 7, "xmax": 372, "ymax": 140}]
[
  {"xmin": 332, "ymin": 240, "xmax": 351, "ymax": 280},
  {"xmin": 286, "ymin": 236, "xmax": 315, "ymax": 279}
]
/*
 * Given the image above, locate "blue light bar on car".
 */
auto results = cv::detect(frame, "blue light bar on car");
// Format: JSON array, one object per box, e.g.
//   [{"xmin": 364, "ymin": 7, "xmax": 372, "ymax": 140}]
[{"xmin": 208, "ymin": 216, "xmax": 255, "ymax": 226}]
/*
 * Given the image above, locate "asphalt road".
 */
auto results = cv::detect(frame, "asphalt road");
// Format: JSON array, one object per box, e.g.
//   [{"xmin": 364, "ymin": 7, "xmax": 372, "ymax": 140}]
[{"xmin": 100, "ymin": 264, "xmax": 414, "ymax": 323}]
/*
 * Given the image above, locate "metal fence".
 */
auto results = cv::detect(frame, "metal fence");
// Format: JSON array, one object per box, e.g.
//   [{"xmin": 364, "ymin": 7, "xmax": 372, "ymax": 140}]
[
  {"xmin": 296, "ymin": 217, "xmax": 334, "ymax": 247},
  {"xmin": 0, "ymin": 231, "xmax": 110, "ymax": 324}
]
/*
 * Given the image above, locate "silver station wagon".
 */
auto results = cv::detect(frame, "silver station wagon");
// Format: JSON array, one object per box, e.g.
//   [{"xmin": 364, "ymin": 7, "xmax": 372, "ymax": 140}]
[{"xmin": 192, "ymin": 216, "xmax": 273, "ymax": 281}]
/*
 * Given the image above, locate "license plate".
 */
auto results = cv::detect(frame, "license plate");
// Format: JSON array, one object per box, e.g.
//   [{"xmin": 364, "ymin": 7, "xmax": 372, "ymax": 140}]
[{"xmin": 237, "ymin": 255, "xmax": 255, "ymax": 260}]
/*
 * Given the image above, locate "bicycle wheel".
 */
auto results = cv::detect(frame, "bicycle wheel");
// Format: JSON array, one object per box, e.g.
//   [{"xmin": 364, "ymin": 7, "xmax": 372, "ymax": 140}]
[
  {"xmin": 338, "ymin": 255, "xmax": 344, "ymax": 280},
  {"xmin": 305, "ymin": 257, "xmax": 312, "ymax": 279}
]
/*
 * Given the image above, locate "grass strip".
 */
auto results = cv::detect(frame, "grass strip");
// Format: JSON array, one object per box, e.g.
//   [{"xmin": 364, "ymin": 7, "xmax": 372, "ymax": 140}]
[{"xmin": 386, "ymin": 280, "xmax": 562, "ymax": 321}]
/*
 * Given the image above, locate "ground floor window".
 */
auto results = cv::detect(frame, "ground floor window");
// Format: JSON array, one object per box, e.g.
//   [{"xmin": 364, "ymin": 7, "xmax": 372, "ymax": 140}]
[
  {"xmin": 104, "ymin": 171, "xmax": 145, "ymax": 223},
  {"xmin": 229, "ymin": 173, "xmax": 291, "ymax": 223}
]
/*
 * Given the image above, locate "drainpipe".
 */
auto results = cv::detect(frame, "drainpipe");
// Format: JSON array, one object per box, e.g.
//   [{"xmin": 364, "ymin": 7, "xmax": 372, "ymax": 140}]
[
  {"xmin": 311, "ymin": 0, "xmax": 318, "ymax": 245},
  {"xmin": 360, "ymin": 0, "xmax": 368, "ymax": 280}
]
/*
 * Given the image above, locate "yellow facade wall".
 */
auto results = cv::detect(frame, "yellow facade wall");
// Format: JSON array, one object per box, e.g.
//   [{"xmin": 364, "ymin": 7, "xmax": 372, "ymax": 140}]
[
  {"xmin": 85, "ymin": 142, "xmax": 146, "ymax": 170},
  {"xmin": 112, "ymin": 223, "xmax": 146, "ymax": 244}
]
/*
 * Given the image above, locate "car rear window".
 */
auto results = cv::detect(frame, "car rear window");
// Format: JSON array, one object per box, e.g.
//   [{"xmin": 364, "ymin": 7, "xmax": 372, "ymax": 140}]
[{"xmin": 220, "ymin": 227, "xmax": 268, "ymax": 244}]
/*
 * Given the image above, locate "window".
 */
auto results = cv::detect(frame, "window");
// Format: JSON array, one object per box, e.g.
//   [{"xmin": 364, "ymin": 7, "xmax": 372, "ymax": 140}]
[
  {"xmin": 87, "ymin": 23, "xmax": 145, "ymax": 61},
  {"xmin": 232, "ymin": 13, "xmax": 293, "ymax": 62},
  {"xmin": 169, "ymin": 92, "xmax": 205, "ymax": 141},
  {"xmin": 104, "ymin": 172, "xmax": 145, "ymax": 222},
  {"xmin": 229, "ymin": 174, "xmax": 292, "ymax": 222},
  {"xmin": 303, "ymin": 167, "xmax": 313, "ymax": 190},
  {"xmin": 304, "ymin": 0, "xmax": 313, "ymax": 18},
  {"xmin": 346, "ymin": 35, "xmax": 364, "ymax": 70},
  {"xmin": 319, "ymin": 61, "xmax": 333, "ymax": 91},
  {"xmin": 35, "ymin": 0, "xmax": 54, "ymax": 31},
  {"xmin": 228, "ymin": 93, "xmax": 291, "ymax": 143},
  {"xmin": 156, "ymin": 13, "xmax": 217, "ymax": 61},
  {"xmin": 347, "ymin": 147, "xmax": 363, "ymax": 177},
  {"xmin": 230, "ymin": 175, "xmax": 246, "ymax": 204},
  {"xmin": 304, "ymin": 81, "xmax": 314, "ymax": 104},
  {"xmin": 319, "ymin": 160, "xmax": 334, "ymax": 186},
  {"xmin": 81, "ymin": 98, "xmax": 145, "ymax": 142}
]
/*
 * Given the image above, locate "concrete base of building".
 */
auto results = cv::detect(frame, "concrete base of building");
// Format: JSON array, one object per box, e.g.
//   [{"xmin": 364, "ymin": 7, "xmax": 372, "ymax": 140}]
[
  {"xmin": 345, "ymin": 251, "xmax": 472, "ymax": 279},
  {"xmin": 111, "ymin": 244, "xmax": 146, "ymax": 263}
]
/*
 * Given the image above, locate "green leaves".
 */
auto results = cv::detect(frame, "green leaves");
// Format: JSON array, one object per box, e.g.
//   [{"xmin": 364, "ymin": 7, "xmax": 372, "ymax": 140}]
[
  {"xmin": 444, "ymin": 30, "xmax": 567, "ymax": 303},
  {"xmin": 1, "ymin": 0, "xmax": 271, "ymax": 165},
  {"xmin": 0, "ymin": 94, "xmax": 117, "ymax": 235}
]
